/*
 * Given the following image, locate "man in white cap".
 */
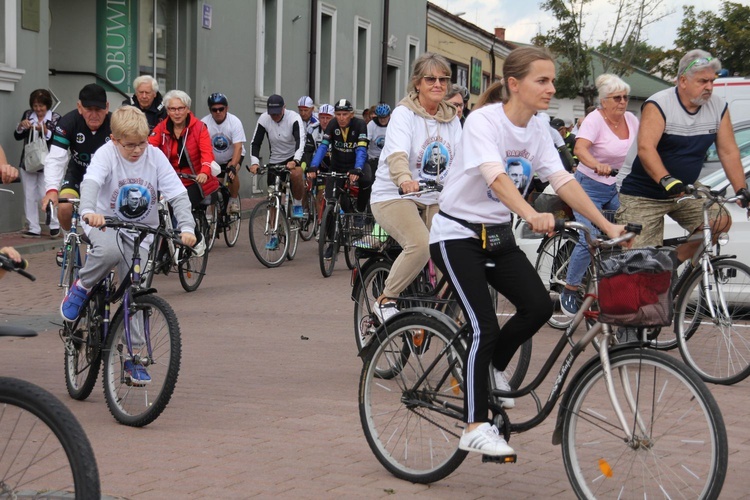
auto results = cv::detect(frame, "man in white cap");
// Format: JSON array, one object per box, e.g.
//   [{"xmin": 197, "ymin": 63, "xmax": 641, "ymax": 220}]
[{"xmin": 297, "ymin": 96, "xmax": 318, "ymax": 131}]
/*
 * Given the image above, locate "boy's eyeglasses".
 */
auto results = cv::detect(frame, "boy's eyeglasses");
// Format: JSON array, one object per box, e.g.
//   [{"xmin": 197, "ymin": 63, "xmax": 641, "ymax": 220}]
[
  {"xmin": 117, "ymin": 140, "xmax": 148, "ymax": 152},
  {"xmin": 210, "ymin": 107, "xmax": 226, "ymax": 113},
  {"xmin": 423, "ymin": 76, "xmax": 451, "ymax": 86}
]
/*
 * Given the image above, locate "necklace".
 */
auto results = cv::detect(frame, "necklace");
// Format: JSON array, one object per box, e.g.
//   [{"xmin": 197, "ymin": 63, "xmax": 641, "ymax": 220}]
[{"xmin": 603, "ymin": 112, "xmax": 623, "ymax": 129}]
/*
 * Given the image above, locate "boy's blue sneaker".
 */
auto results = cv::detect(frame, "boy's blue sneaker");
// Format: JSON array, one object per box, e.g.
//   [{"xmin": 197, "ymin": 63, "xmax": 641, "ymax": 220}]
[
  {"xmin": 60, "ymin": 279, "xmax": 90, "ymax": 322},
  {"xmin": 560, "ymin": 288, "xmax": 580, "ymax": 318},
  {"xmin": 124, "ymin": 360, "xmax": 151, "ymax": 385},
  {"xmin": 292, "ymin": 205, "xmax": 305, "ymax": 218},
  {"xmin": 265, "ymin": 235, "xmax": 279, "ymax": 250}
]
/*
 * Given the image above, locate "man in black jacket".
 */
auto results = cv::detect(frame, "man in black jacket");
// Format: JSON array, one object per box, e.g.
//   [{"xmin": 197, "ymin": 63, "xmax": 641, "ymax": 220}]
[{"xmin": 122, "ymin": 75, "xmax": 166, "ymax": 130}]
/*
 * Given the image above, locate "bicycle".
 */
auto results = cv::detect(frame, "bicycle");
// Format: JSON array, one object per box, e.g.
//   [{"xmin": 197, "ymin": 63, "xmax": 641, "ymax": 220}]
[
  {"xmin": 205, "ymin": 165, "xmax": 242, "ymax": 250},
  {"xmin": 61, "ymin": 218, "xmax": 184, "ymax": 426},
  {"xmin": 0, "ymin": 252, "xmax": 101, "ymax": 498},
  {"xmin": 140, "ymin": 192, "xmax": 210, "ymax": 292},
  {"xmin": 298, "ymin": 174, "xmax": 319, "ymax": 242},
  {"xmin": 55, "ymin": 198, "xmax": 87, "ymax": 296},
  {"xmin": 670, "ymin": 184, "xmax": 750, "ymax": 384},
  {"xmin": 359, "ymin": 220, "xmax": 728, "ymax": 497},
  {"xmin": 317, "ymin": 171, "xmax": 362, "ymax": 277},
  {"xmin": 248, "ymin": 164, "xmax": 302, "ymax": 268}
]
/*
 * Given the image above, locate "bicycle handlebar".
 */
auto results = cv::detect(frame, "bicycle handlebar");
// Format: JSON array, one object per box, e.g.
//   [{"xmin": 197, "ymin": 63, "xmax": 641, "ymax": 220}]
[
  {"xmin": 398, "ymin": 180, "xmax": 443, "ymax": 196},
  {"xmin": 0, "ymin": 252, "xmax": 35, "ymax": 281},
  {"xmin": 560, "ymin": 220, "xmax": 641, "ymax": 249},
  {"xmin": 252, "ymin": 164, "xmax": 293, "ymax": 176},
  {"xmin": 682, "ymin": 184, "xmax": 749, "ymax": 208},
  {"xmin": 102, "ymin": 217, "xmax": 197, "ymax": 253}
]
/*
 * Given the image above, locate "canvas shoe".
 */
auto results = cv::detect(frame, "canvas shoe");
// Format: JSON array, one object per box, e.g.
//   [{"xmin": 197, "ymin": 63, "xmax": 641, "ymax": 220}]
[
  {"xmin": 124, "ymin": 360, "xmax": 151, "ymax": 385},
  {"xmin": 459, "ymin": 423, "xmax": 516, "ymax": 457},
  {"xmin": 228, "ymin": 198, "xmax": 240, "ymax": 214},
  {"xmin": 373, "ymin": 301, "xmax": 399, "ymax": 324},
  {"xmin": 560, "ymin": 288, "xmax": 580, "ymax": 317},
  {"xmin": 265, "ymin": 235, "xmax": 279, "ymax": 250},
  {"xmin": 492, "ymin": 368, "xmax": 516, "ymax": 409},
  {"xmin": 292, "ymin": 205, "xmax": 305, "ymax": 218},
  {"xmin": 60, "ymin": 279, "xmax": 90, "ymax": 322}
]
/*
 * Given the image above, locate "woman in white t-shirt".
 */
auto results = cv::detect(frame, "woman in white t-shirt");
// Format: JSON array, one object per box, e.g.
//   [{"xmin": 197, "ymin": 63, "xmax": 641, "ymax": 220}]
[
  {"xmin": 369, "ymin": 52, "xmax": 461, "ymax": 324},
  {"xmin": 429, "ymin": 47, "xmax": 626, "ymax": 458},
  {"xmin": 560, "ymin": 74, "xmax": 639, "ymax": 317}
]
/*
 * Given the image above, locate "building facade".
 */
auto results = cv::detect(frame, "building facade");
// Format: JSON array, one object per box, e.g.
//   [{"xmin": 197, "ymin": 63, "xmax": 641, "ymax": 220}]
[{"xmin": 0, "ymin": 0, "xmax": 427, "ymax": 232}]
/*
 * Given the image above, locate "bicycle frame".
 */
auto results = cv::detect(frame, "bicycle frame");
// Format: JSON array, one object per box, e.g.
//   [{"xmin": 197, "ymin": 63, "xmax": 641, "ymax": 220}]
[
  {"xmin": 262, "ymin": 165, "xmax": 292, "ymax": 236},
  {"xmin": 58, "ymin": 199, "xmax": 86, "ymax": 295}
]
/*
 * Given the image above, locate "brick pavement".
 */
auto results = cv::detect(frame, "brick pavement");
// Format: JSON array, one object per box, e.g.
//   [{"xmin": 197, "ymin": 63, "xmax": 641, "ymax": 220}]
[{"xmin": 0, "ymin": 231, "xmax": 749, "ymax": 498}]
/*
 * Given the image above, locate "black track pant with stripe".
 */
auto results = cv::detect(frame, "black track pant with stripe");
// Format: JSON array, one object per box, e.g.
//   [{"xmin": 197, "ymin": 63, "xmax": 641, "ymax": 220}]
[{"xmin": 430, "ymin": 238, "xmax": 551, "ymax": 424}]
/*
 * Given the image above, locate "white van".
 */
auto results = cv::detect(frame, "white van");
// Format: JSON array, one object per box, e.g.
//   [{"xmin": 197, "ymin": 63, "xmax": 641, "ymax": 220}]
[{"xmin": 713, "ymin": 77, "xmax": 750, "ymax": 123}]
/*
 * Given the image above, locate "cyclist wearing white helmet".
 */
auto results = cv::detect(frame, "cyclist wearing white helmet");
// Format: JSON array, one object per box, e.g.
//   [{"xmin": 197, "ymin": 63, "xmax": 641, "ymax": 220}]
[{"xmin": 367, "ymin": 103, "xmax": 391, "ymax": 165}]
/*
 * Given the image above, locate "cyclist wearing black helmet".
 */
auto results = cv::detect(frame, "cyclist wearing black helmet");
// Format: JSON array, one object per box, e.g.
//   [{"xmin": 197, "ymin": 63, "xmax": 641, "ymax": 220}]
[
  {"xmin": 202, "ymin": 92, "xmax": 246, "ymax": 213},
  {"xmin": 308, "ymin": 98, "xmax": 371, "ymax": 215},
  {"xmin": 366, "ymin": 103, "xmax": 391, "ymax": 167}
]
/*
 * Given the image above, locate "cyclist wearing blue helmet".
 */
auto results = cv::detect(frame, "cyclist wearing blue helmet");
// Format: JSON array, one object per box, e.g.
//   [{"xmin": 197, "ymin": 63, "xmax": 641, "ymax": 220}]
[
  {"xmin": 366, "ymin": 103, "xmax": 391, "ymax": 165},
  {"xmin": 201, "ymin": 92, "xmax": 246, "ymax": 213}
]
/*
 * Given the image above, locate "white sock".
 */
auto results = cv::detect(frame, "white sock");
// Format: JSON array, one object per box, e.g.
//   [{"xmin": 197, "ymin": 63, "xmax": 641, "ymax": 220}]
[{"xmin": 293, "ymin": 199, "xmax": 302, "ymax": 206}]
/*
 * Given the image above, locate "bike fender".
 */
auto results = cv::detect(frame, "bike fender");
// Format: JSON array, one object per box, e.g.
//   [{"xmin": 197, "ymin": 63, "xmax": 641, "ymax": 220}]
[
  {"xmin": 132, "ymin": 287, "xmax": 158, "ymax": 299},
  {"xmin": 349, "ymin": 256, "xmax": 390, "ymax": 300},
  {"xmin": 550, "ymin": 343, "xmax": 635, "ymax": 445},
  {"xmin": 359, "ymin": 307, "xmax": 461, "ymax": 361}
]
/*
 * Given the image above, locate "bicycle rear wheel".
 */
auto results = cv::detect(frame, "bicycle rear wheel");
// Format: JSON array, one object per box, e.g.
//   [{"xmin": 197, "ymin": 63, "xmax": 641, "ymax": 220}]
[
  {"xmin": 64, "ymin": 291, "xmax": 103, "ymax": 400},
  {"xmin": 178, "ymin": 212, "xmax": 209, "ymax": 291},
  {"xmin": 0, "ymin": 377, "xmax": 101, "ymax": 498},
  {"xmin": 535, "ymin": 231, "xmax": 578, "ymax": 329},
  {"xmin": 318, "ymin": 204, "xmax": 340, "ymax": 277},
  {"xmin": 675, "ymin": 259, "xmax": 750, "ymax": 385},
  {"xmin": 102, "ymin": 294, "xmax": 182, "ymax": 427},
  {"xmin": 360, "ymin": 314, "xmax": 468, "ymax": 483},
  {"xmin": 299, "ymin": 193, "xmax": 317, "ymax": 241},
  {"xmin": 223, "ymin": 211, "xmax": 242, "ymax": 247},
  {"xmin": 561, "ymin": 349, "xmax": 727, "ymax": 498},
  {"xmin": 249, "ymin": 199, "xmax": 290, "ymax": 268}
]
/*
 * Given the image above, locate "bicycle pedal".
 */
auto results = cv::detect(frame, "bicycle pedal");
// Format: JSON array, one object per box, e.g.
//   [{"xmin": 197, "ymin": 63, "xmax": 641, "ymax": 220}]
[{"xmin": 482, "ymin": 454, "xmax": 517, "ymax": 464}]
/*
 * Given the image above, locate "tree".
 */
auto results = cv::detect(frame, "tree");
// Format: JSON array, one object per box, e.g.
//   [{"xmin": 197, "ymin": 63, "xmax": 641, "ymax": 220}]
[
  {"xmin": 533, "ymin": 0, "xmax": 669, "ymax": 108},
  {"xmin": 667, "ymin": 2, "xmax": 750, "ymax": 78}
]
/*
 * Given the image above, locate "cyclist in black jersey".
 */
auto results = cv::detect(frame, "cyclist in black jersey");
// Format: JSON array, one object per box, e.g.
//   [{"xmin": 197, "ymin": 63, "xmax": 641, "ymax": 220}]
[
  {"xmin": 41, "ymin": 84, "xmax": 112, "ymax": 230},
  {"xmin": 308, "ymin": 99, "xmax": 371, "ymax": 212}
]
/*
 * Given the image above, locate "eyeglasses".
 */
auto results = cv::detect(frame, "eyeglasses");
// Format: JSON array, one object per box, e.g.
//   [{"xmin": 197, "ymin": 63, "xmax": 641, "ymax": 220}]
[
  {"xmin": 117, "ymin": 140, "xmax": 148, "ymax": 152},
  {"xmin": 210, "ymin": 107, "xmax": 226, "ymax": 113},
  {"xmin": 423, "ymin": 75, "xmax": 451, "ymax": 86},
  {"xmin": 682, "ymin": 57, "xmax": 714, "ymax": 76},
  {"xmin": 607, "ymin": 95, "xmax": 630, "ymax": 103},
  {"xmin": 166, "ymin": 106, "xmax": 188, "ymax": 113}
]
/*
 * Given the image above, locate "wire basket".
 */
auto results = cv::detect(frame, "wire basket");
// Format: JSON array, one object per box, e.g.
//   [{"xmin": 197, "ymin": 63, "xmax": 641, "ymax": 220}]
[
  {"xmin": 340, "ymin": 213, "xmax": 389, "ymax": 250},
  {"xmin": 596, "ymin": 247, "xmax": 675, "ymax": 327}
]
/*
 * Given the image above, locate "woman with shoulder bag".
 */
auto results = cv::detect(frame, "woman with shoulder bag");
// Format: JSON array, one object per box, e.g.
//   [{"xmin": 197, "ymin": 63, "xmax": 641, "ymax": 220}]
[
  {"xmin": 14, "ymin": 89, "xmax": 62, "ymax": 238},
  {"xmin": 429, "ymin": 47, "xmax": 627, "ymax": 457}
]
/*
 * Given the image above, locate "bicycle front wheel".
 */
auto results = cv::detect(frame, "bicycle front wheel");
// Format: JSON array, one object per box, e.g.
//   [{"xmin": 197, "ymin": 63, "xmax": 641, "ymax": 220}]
[
  {"xmin": 360, "ymin": 314, "xmax": 467, "ymax": 483},
  {"xmin": 64, "ymin": 291, "xmax": 103, "ymax": 400},
  {"xmin": 178, "ymin": 212, "xmax": 209, "ymax": 291},
  {"xmin": 223, "ymin": 210, "xmax": 242, "ymax": 247},
  {"xmin": 561, "ymin": 348, "xmax": 727, "ymax": 499},
  {"xmin": 318, "ymin": 204, "xmax": 340, "ymax": 277},
  {"xmin": 102, "ymin": 294, "xmax": 182, "ymax": 427},
  {"xmin": 286, "ymin": 211, "xmax": 300, "ymax": 261},
  {"xmin": 205, "ymin": 200, "xmax": 220, "ymax": 252},
  {"xmin": 675, "ymin": 259, "xmax": 750, "ymax": 384},
  {"xmin": 249, "ymin": 199, "xmax": 290, "ymax": 268},
  {"xmin": 0, "ymin": 377, "xmax": 100, "ymax": 499}
]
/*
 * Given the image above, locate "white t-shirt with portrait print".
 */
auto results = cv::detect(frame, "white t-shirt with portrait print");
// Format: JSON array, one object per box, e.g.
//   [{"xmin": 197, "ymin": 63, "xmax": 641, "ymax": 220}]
[
  {"xmin": 370, "ymin": 105, "xmax": 462, "ymax": 205},
  {"xmin": 430, "ymin": 102, "xmax": 565, "ymax": 243},
  {"xmin": 201, "ymin": 112, "xmax": 247, "ymax": 164}
]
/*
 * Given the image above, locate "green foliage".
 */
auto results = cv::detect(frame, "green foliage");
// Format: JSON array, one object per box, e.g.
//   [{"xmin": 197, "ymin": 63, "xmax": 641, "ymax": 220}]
[{"xmin": 670, "ymin": 2, "xmax": 750, "ymax": 77}]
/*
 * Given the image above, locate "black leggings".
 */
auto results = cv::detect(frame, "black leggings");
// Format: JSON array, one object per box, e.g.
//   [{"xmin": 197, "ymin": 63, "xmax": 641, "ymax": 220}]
[{"xmin": 430, "ymin": 238, "xmax": 552, "ymax": 424}]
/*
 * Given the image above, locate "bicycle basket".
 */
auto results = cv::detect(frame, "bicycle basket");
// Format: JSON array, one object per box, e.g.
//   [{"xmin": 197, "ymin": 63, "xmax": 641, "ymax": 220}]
[
  {"xmin": 340, "ymin": 213, "xmax": 388, "ymax": 250},
  {"xmin": 596, "ymin": 247, "xmax": 675, "ymax": 327}
]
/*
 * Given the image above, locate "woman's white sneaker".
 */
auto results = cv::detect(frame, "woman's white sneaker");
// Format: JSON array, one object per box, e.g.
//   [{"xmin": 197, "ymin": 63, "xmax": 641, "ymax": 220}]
[
  {"xmin": 493, "ymin": 368, "xmax": 516, "ymax": 409},
  {"xmin": 458, "ymin": 423, "xmax": 516, "ymax": 457}
]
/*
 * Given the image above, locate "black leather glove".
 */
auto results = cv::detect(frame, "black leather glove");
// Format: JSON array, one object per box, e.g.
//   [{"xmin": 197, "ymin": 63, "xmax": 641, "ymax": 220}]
[
  {"xmin": 737, "ymin": 187, "xmax": 750, "ymax": 209},
  {"xmin": 348, "ymin": 168, "xmax": 362, "ymax": 178},
  {"xmin": 660, "ymin": 175, "xmax": 685, "ymax": 197}
]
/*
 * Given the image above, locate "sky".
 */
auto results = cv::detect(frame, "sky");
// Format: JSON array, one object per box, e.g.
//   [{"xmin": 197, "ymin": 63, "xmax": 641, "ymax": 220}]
[{"xmin": 437, "ymin": 0, "xmax": 727, "ymax": 50}]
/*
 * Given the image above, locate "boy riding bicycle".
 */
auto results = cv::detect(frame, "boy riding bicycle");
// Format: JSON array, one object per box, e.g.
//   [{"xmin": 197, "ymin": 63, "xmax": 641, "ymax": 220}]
[{"xmin": 60, "ymin": 106, "xmax": 199, "ymax": 383}]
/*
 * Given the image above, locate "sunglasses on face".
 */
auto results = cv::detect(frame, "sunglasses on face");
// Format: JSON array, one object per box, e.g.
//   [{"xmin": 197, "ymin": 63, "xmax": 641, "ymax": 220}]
[
  {"xmin": 423, "ymin": 75, "xmax": 451, "ymax": 86},
  {"xmin": 607, "ymin": 95, "xmax": 630, "ymax": 103},
  {"xmin": 210, "ymin": 107, "xmax": 226, "ymax": 113}
]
